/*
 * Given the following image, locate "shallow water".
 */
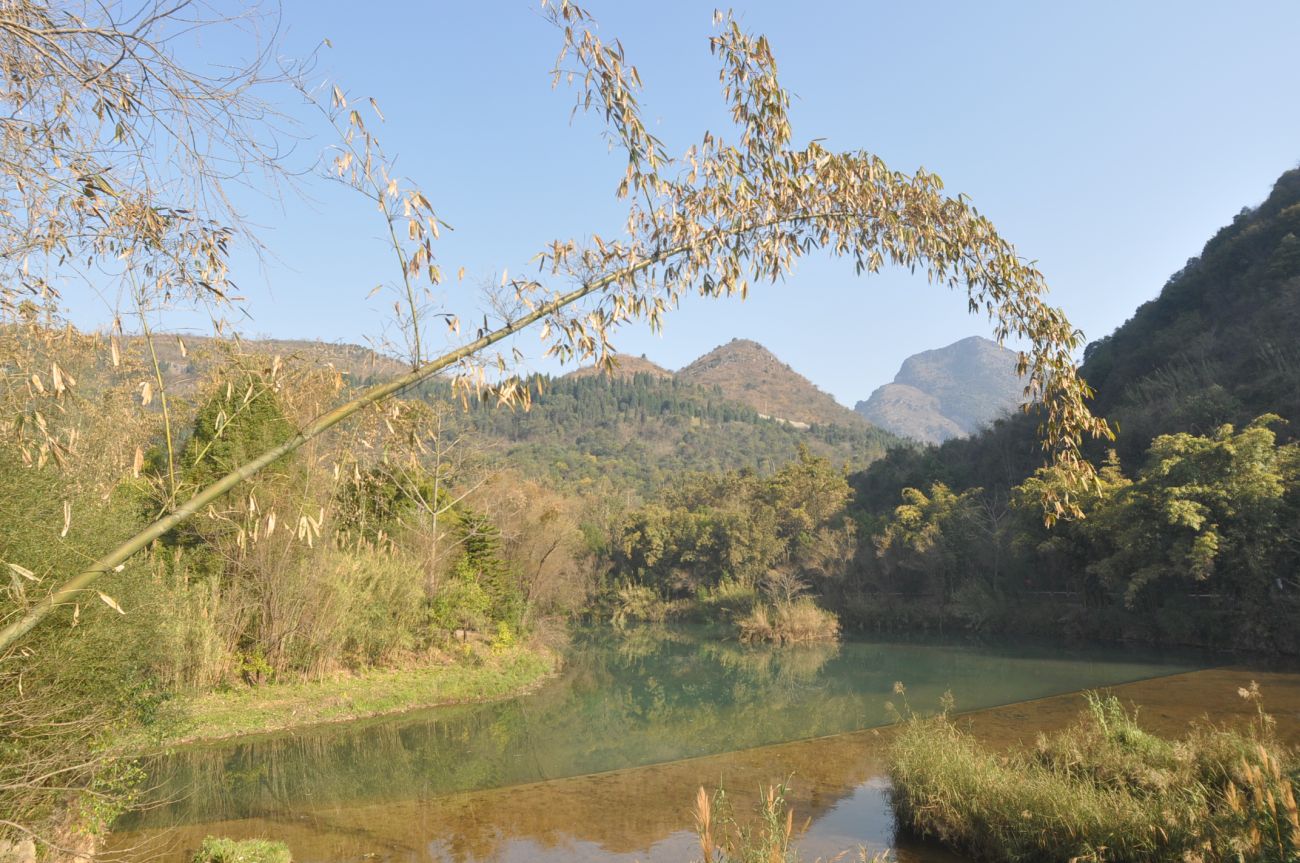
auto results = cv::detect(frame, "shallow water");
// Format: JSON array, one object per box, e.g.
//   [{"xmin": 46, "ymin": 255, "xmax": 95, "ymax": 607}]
[{"xmin": 107, "ymin": 627, "xmax": 1210, "ymax": 862}]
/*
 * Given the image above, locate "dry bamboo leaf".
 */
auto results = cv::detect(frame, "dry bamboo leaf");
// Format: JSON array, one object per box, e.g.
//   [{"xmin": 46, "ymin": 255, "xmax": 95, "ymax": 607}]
[
  {"xmin": 140, "ymin": 381, "xmax": 153, "ymax": 406},
  {"xmin": 97, "ymin": 592, "xmax": 126, "ymax": 614},
  {"xmin": 6, "ymin": 562, "xmax": 38, "ymax": 582},
  {"xmin": 61, "ymin": 500, "xmax": 71, "ymax": 538}
]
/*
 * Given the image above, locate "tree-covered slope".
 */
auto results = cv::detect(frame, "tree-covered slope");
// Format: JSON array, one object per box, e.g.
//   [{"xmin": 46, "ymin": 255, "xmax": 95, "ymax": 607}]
[
  {"xmin": 852, "ymin": 163, "xmax": 1300, "ymax": 512},
  {"xmin": 677, "ymin": 338, "xmax": 868, "ymax": 428},
  {"xmin": 458, "ymin": 372, "xmax": 909, "ymax": 496},
  {"xmin": 1082, "ymin": 166, "xmax": 1300, "ymax": 456}
]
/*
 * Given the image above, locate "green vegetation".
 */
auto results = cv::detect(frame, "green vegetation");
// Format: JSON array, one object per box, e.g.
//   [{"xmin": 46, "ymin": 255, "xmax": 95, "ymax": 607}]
[
  {"xmin": 0, "ymin": 354, "xmax": 587, "ymax": 847},
  {"xmin": 2, "ymin": 0, "xmax": 1296, "ymax": 856},
  {"xmin": 192, "ymin": 837, "xmax": 291, "ymax": 863},
  {"xmin": 889, "ymin": 690, "xmax": 1300, "ymax": 862},
  {"xmin": 830, "ymin": 166, "xmax": 1300, "ymax": 653},
  {"xmin": 442, "ymin": 370, "xmax": 907, "ymax": 497},
  {"xmin": 602, "ymin": 448, "xmax": 855, "ymax": 638},
  {"xmin": 843, "ymin": 416, "xmax": 1300, "ymax": 652},
  {"xmin": 134, "ymin": 645, "xmax": 556, "ymax": 747}
]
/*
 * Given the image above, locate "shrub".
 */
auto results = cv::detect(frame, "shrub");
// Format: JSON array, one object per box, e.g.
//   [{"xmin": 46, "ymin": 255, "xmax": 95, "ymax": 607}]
[
  {"xmin": 693, "ymin": 784, "xmax": 889, "ymax": 863},
  {"xmin": 610, "ymin": 583, "xmax": 670, "ymax": 627},
  {"xmin": 192, "ymin": 837, "xmax": 291, "ymax": 863},
  {"xmin": 737, "ymin": 597, "xmax": 840, "ymax": 645},
  {"xmin": 694, "ymin": 580, "xmax": 760, "ymax": 622},
  {"xmin": 694, "ymin": 784, "xmax": 801, "ymax": 863}
]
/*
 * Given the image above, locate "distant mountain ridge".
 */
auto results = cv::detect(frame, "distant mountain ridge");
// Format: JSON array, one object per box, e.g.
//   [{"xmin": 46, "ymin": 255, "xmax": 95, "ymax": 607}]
[
  {"xmin": 564, "ymin": 338, "xmax": 867, "ymax": 429},
  {"xmin": 854, "ymin": 336, "xmax": 1024, "ymax": 444}
]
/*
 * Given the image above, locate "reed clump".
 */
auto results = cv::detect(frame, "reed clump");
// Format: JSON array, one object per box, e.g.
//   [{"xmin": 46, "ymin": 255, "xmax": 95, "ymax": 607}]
[
  {"xmin": 888, "ymin": 686, "xmax": 1300, "ymax": 863},
  {"xmin": 609, "ymin": 583, "xmax": 674, "ymax": 627},
  {"xmin": 693, "ymin": 783, "xmax": 890, "ymax": 863},
  {"xmin": 737, "ymin": 597, "xmax": 840, "ymax": 645}
]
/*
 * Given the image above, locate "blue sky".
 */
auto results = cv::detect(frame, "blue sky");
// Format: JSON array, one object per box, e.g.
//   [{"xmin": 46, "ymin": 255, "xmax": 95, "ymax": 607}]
[{"xmin": 72, "ymin": 1, "xmax": 1300, "ymax": 405}]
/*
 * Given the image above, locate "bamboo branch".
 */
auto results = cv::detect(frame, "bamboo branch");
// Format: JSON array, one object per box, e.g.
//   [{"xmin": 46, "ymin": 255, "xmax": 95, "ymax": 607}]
[{"xmin": 0, "ymin": 249, "xmax": 675, "ymax": 653}]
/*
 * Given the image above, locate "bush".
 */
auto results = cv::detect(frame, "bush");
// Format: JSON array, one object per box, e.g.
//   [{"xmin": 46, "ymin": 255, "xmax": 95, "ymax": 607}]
[
  {"xmin": 737, "ymin": 597, "xmax": 839, "ymax": 645},
  {"xmin": 693, "ymin": 580, "xmax": 760, "ymax": 622},
  {"xmin": 889, "ymin": 690, "xmax": 1300, "ymax": 863},
  {"xmin": 192, "ymin": 837, "xmax": 291, "ymax": 863},
  {"xmin": 610, "ymin": 583, "xmax": 670, "ymax": 627}
]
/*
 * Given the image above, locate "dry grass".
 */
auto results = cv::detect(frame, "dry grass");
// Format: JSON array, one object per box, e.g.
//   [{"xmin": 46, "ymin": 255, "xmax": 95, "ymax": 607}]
[
  {"xmin": 737, "ymin": 598, "xmax": 840, "ymax": 645},
  {"xmin": 693, "ymin": 783, "xmax": 890, "ymax": 863}
]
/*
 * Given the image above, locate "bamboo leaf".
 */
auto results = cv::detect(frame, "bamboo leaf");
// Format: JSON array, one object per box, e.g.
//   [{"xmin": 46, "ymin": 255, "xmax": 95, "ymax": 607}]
[
  {"xmin": 6, "ymin": 562, "xmax": 38, "ymax": 582},
  {"xmin": 97, "ymin": 592, "xmax": 126, "ymax": 614}
]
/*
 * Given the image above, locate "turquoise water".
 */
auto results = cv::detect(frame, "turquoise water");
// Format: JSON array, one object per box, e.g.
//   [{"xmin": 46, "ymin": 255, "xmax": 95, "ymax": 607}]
[{"xmin": 118, "ymin": 626, "xmax": 1203, "ymax": 831}]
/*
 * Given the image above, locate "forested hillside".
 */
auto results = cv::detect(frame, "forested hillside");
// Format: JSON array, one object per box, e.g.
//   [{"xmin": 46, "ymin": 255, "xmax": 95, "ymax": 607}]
[
  {"xmin": 852, "ymin": 165, "xmax": 1300, "ymax": 514},
  {"xmin": 817, "ymin": 165, "xmax": 1300, "ymax": 652},
  {"xmin": 1084, "ymin": 167, "xmax": 1300, "ymax": 459},
  {"xmin": 452, "ymin": 371, "xmax": 908, "ymax": 495},
  {"xmin": 603, "ymin": 165, "xmax": 1300, "ymax": 655}
]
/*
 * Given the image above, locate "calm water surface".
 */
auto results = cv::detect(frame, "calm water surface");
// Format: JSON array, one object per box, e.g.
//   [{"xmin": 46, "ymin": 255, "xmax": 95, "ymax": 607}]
[{"xmin": 107, "ymin": 627, "xmax": 1206, "ymax": 862}]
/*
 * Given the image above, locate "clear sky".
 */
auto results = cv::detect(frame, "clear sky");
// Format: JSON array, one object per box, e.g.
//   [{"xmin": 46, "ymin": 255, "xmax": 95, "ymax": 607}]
[{"xmin": 71, "ymin": 1, "xmax": 1300, "ymax": 406}]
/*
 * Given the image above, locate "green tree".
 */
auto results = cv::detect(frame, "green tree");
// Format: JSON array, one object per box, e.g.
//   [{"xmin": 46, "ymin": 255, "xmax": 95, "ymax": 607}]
[
  {"xmin": 1087, "ymin": 416, "xmax": 1293, "ymax": 609},
  {"xmin": 875, "ymin": 483, "xmax": 984, "ymax": 601}
]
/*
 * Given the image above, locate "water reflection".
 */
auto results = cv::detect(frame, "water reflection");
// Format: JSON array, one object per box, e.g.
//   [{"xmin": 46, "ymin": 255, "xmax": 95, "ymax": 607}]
[{"xmin": 109, "ymin": 627, "xmax": 1206, "ymax": 861}]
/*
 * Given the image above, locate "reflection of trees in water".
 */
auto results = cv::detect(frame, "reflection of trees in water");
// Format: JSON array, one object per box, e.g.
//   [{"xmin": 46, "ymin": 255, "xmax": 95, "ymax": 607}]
[
  {"xmin": 697, "ymin": 638, "xmax": 840, "ymax": 688},
  {"xmin": 112, "ymin": 728, "xmax": 889, "ymax": 863},
  {"xmin": 125, "ymin": 628, "xmax": 865, "ymax": 829},
  {"xmin": 121, "ymin": 627, "xmax": 1191, "ymax": 834}
]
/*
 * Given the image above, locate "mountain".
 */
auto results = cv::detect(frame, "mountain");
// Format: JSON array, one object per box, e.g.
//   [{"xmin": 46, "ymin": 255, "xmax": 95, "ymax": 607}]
[
  {"xmin": 117, "ymin": 334, "xmax": 407, "ymax": 396},
  {"xmin": 1081, "ymin": 166, "xmax": 1300, "ymax": 458},
  {"xmin": 675, "ymin": 339, "xmax": 868, "ymax": 428},
  {"xmin": 855, "ymin": 336, "xmax": 1024, "ymax": 444},
  {"xmin": 563, "ymin": 354, "xmax": 673, "ymax": 382},
  {"xmin": 455, "ymin": 371, "xmax": 908, "ymax": 496},
  {"xmin": 851, "ymin": 163, "xmax": 1300, "ymax": 513}
]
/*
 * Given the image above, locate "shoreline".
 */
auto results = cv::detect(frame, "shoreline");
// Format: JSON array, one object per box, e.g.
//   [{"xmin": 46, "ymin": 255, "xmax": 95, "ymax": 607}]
[{"xmin": 123, "ymin": 644, "xmax": 562, "ymax": 751}]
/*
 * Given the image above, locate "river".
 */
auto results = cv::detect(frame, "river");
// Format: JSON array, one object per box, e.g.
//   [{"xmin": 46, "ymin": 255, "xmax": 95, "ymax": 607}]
[{"xmin": 106, "ymin": 626, "xmax": 1251, "ymax": 862}]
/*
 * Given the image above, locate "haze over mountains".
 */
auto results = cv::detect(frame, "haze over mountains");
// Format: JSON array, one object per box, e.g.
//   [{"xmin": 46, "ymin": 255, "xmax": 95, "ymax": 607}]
[{"xmin": 854, "ymin": 336, "xmax": 1025, "ymax": 444}]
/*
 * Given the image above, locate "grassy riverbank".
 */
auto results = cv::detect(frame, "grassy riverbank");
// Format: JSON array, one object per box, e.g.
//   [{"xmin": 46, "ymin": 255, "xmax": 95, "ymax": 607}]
[
  {"xmin": 128, "ymin": 644, "xmax": 559, "ymax": 749},
  {"xmin": 890, "ymin": 687, "xmax": 1300, "ymax": 862}
]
